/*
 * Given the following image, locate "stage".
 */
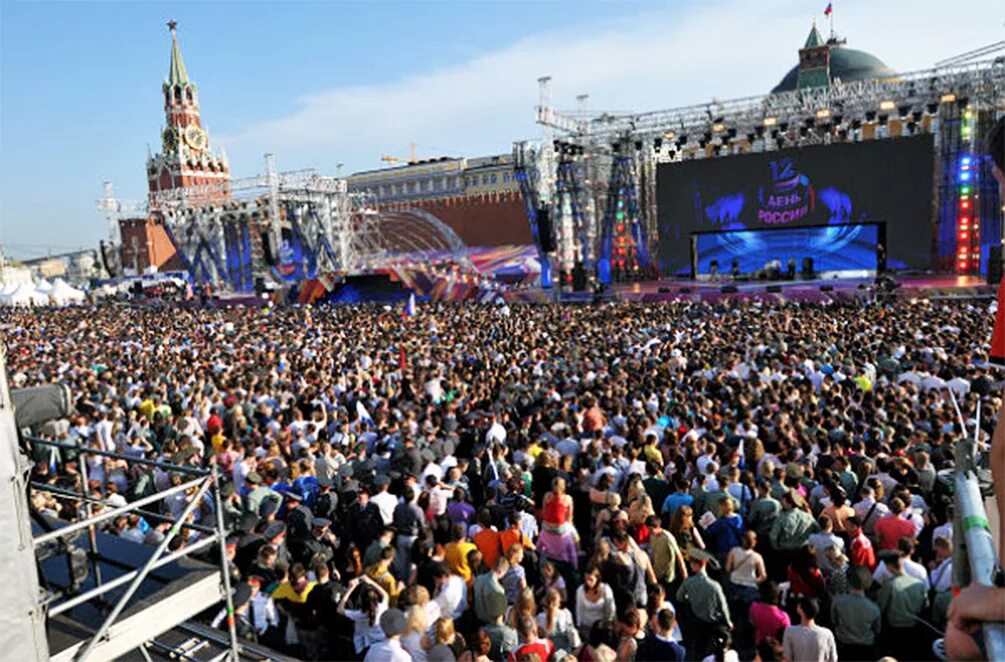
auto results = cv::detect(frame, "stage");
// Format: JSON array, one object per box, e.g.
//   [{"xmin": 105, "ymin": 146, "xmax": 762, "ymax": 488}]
[{"xmin": 503, "ymin": 275, "xmax": 997, "ymax": 304}]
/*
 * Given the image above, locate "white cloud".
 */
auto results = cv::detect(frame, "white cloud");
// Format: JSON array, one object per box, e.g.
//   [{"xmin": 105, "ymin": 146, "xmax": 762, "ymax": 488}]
[{"xmin": 219, "ymin": 0, "xmax": 1003, "ymax": 177}]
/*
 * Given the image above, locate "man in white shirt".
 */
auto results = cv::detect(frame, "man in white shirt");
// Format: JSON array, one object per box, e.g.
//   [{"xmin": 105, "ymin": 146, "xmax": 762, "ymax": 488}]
[
  {"xmin": 433, "ymin": 565, "xmax": 468, "ymax": 620},
  {"xmin": 485, "ymin": 413, "xmax": 507, "ymax": 445},
  {"xmin": 783, "ymin": 597, "xmax": 838, "ymax": 662},
  {"xmin": 871, "ymin": 538, "xmax": 930, "ymax": 590},
  {"xmin": 363, "ymin": 608, "xmax": 411, "ymax": 662},
  {"xmin": 371, "ymin": 475, "xmax": 397, "ymax": 526}
]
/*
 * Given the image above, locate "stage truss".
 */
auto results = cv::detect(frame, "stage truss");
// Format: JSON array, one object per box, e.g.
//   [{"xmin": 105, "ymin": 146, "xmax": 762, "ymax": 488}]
[
  {"xmin": 116, "ymin": 155, "xmax": 474, "ymax": 291},
  {"xmin": 516, "ymin": 52, "xmax": 1005, "ymax": 284}
]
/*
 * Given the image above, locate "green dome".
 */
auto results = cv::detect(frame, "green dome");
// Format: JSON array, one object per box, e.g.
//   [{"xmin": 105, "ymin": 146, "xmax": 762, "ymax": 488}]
[{"xmin": 772, "ymin": 44, "xmax": 897, "ymax": 93}]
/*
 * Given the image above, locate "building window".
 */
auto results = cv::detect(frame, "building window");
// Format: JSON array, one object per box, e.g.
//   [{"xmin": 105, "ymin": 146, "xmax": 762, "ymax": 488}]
[
  {"xmin": 503, "ymin": 173, "xmax": 510, "ymax": 183},
  {"xmin": 407, "ymin": 182, "xmax": 416, "ymax": 194},
  {"xmin": 491, "ymin": 174, "xmax": 498, "ymax": 184},
  {"xmin": 482, "ymin": 175, "xmax": 489, "ymax": 185}
]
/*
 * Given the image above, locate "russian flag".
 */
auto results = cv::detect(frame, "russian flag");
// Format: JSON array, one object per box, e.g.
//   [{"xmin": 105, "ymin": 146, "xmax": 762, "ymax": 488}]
[
  {"xmin": 403, "ymin": 292, "xmax": 416, "ymax": 319},
  {"xmin": 824, "ymin": 2, "xmax": 832, "ymax": 16}
]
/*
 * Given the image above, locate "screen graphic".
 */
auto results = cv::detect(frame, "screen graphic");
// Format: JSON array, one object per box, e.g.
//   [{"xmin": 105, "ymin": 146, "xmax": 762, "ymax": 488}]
[
  {"xmin": 694, "ymin": 223, "xmax": 879, "ymax": 276},
  {"xmin": 656, "ymin": 135, "xmax": 934, "ymax": 275}
]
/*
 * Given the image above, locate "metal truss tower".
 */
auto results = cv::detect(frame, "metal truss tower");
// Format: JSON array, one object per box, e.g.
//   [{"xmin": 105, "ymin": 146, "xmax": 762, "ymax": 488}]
[{"xmin": 517, "ymin": 53, "xmax": 1005, "ymax": 276}]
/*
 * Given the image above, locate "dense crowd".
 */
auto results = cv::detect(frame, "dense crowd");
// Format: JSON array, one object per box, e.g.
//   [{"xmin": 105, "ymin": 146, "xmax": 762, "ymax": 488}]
[{"xmin": 7, "ymin": 296, "xmax": 1003, "ymax": 662}]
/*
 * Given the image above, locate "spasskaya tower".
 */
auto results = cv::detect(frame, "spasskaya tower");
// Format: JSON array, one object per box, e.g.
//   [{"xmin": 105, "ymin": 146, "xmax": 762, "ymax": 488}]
[{"xmin": 147, "ymin": 21, "xmax": 230, "ymax": 198}]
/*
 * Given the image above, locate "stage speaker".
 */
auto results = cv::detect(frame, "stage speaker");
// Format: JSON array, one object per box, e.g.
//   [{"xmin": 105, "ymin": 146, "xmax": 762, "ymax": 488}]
[
  {"xmin": 988, "ymin": 245, "xmax": 1003, "ymax": 285},
  {"xmin": 537, "ymin": 208, "xmax": 556, "ymax": 253},
  {"xmin": 801, "ymin": 257, "xmax": 815, "ymax": 279},
  {"xmin": 721, "ymin": 285, "xmax": 737, "ymax": 293},
  {"xmin": 261, "ymin": 231, "xmax": 277, "ymax": 266},
  {"xmin": 254, "ymin": 277, "xmax": 266, "ymax": 296},
  {"xmin": 766, "ymin": 285, "xmax": 782, "ymax": 293},
  {"xmin": 680, "ymin": 287, "xmax": 692, "ymax": 294},
  {"xmin": 820, "ymin": 284, "xmax": 834, "ymax": 292},
  {"xmin": 131, "ymin": 281, "xmax": 144, "ymax": 296},
  {"xmin": 572, "ymin": 262, "xmax": 587, "ymax": 291},
  {"xmin": 658, "ymin": 286, "xmax": 671, "ymax": 293}
]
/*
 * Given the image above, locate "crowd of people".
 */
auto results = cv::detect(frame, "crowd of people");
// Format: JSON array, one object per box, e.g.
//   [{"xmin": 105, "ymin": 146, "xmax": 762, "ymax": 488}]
[{"xmin": 9, "ymin": 295, "xmax": 1004, "ymax": 662}]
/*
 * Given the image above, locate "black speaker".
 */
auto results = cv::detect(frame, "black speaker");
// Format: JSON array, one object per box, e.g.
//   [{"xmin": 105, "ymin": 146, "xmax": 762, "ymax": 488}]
[
  {"xmin": 254, "ymin": 277, "xmax": 266, "ymax": 296},
  {"xmin": 989, "ymin": 245, "xmax": 1003, "ymax": 285},
  {"xmin": 820, "ymin": 284, "xmax": 834, "ymax": 292},
  {"xmin": 679, "ymin": 287, "xmax": 692, "ymax": 294},
  {"xmin": 131, "ymin": 281, "xmax": 144, "ymax": 296},
  {"xmin": 721, "ymin": 285, "xmax": 737, "ymax": 293},
  {"xmin": 801, "ymin": 257, "xmax": 815, "ymax": 279},
  {"xmin": 537, "ymin": 208, "xmax": 556, "ymax": 253},
  {"xmin": 658, "ymin": 286, "xmax": 671, "ymax": 293},
  {"xmin": 261, "ymin": 231, "xmax": 277, "ymax": 266},
  {"xmin": 572, "ymin": 262, "xmax": 587, "ymax": 291},
  {"xmin": 767, "ymin": 284, "xmax": 782, "ymax": 293}
]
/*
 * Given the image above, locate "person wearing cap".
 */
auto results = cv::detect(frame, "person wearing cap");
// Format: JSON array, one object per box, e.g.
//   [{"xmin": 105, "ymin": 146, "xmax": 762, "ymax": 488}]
[
  {"xmin": 284, "ymin": 489, "xmax": 314, "ymax": 541},
  {"xmin": 292, "ymin": 516, "xmax": 338, "ymax": 569},
  {"xmin": 675, "ymin": 547, "xmax": 732, "ymax": 657},
  {"xmin": 831, "ymin": 565, "xmax": 881, "ymax": 661},
  {"xmin": 348, "ymin": 485, "xmax": 387, "ymax": 553},
  {"xmin": 362, "ymin": 607, "xmax": 410, "ymax": 662},
  {"xmin": 768, "ymin": 490, "xmax": 819, "ymax": 554},
  {"xmin": 244, "ymin": 470, "xmax": 282, "ymax": 517},
  {"xmin": 211, "ymin": 581, "xmax": 260, "ymax": 641}
]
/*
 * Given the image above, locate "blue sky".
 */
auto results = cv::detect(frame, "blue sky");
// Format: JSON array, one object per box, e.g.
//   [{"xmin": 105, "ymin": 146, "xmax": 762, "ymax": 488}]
[{"xmin": 1, "ymin": 0, "xmax": 1002, "ymax": 258}]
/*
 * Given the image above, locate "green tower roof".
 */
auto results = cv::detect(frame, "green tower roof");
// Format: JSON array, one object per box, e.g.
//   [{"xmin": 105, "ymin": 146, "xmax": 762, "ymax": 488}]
[{"xmin": 167, "ymin": 21, "xmax": 190, "ymax": 87}]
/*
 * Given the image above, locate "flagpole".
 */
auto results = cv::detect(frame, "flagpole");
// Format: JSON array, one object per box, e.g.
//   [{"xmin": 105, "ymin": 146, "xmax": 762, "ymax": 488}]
[{"xmin": 829, "ymin": 4, "xmax": 835, "ymax": 39}]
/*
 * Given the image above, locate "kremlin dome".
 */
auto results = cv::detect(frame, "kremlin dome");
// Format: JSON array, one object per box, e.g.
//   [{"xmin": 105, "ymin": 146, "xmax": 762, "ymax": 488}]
[{"xmin": 772, "ymin": 24, "xmax": 897, "ymax": 93}]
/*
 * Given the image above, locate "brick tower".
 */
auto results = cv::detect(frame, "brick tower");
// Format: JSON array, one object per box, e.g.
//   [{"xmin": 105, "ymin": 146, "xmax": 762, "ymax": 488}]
[{"xmin": 146, "ymin": 21, "xmax": 230, "ymax": 198}]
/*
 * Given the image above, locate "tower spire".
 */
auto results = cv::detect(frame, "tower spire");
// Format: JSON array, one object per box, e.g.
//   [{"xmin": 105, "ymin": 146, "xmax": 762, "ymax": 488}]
[{"xmin": 167, "ymin": 20, "xmax": 190, "ymax": 87}]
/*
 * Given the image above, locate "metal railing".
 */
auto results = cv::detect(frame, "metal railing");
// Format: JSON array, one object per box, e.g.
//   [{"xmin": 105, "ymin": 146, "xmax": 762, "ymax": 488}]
[{"xmin": 27, "ymin": 436, "xmax": 240, "ymax": 662}]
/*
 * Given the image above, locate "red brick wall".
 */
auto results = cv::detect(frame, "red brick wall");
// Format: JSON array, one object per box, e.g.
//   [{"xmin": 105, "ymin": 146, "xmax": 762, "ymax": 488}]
[
  {"xmin": 118, "ymin": 218, "xmax": 183, "ymax": 273},
  {"xmin": 382, "ymin": 192, "xmax": 532, "ymax": 247}
]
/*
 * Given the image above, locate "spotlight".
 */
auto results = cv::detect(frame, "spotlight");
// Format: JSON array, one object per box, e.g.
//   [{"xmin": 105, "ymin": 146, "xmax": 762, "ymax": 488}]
[
  {"xmin": 879, "ymin": 100, "xmax": 896, "ymax": 111},
  {"xmin": 816, "ymin": 108, "xmax": 831, "ymax": 119},
  {"xmin": 940, "ymin": 92, "xmax": 957, "ymax": 103},
  {"xmin": 763, "ymin": 116, "xmax": 778, "ymax": 127},
  {"xmin": 712, "ymin": 122, "xmax": 726, "ymax": 133},
  {"xmin": 664, "ymin": 130, "xmax": 677, "ymax": 140}
]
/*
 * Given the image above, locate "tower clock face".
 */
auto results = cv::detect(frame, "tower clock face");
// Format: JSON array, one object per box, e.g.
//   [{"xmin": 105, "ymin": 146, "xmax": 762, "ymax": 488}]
[
  {"xmin": 184, "ymin": 125, "xmax": 208, "ymax": 152},
  {"xmin": 162, "ymin": 127, "xmax": 177, "ymax": 151}
]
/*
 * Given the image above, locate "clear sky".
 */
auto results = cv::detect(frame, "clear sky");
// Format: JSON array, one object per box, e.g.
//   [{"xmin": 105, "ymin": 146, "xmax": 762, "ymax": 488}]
[{"xmin": 1, "ymin": 0, "xmax": 1002, "ymax": 259}]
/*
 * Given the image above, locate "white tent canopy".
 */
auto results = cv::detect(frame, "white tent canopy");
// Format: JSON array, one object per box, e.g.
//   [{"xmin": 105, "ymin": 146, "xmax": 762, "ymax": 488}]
[
  {"xmin": 1, "ymin": 282, "xmax": 49, "ymax": 307},
  {"xmin": 50, "ymin": 280, "xmax": 85, "ymax": 305}
]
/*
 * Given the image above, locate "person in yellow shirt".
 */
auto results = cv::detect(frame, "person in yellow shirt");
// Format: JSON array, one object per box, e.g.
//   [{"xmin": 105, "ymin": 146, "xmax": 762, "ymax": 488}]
[
  {"xmin": 137, "ymin": 397, "xmax": 156, "ymax": 422},
  {"xmin": 271, "ymin": 562, "xmax": 316, "ymax": 604},
  {"xmin": 366, "ymin": 545, "xmax": 402, "ymax": 607},
  {"xmin": 444, "ymin": 523, "xmax": 477, "ymax": 584}
]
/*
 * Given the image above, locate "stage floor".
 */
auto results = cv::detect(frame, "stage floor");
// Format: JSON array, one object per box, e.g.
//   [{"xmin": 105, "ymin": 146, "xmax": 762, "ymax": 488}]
[{"xmin": 504, "ymin": 275, "xmax": 997, "ymax": 304}]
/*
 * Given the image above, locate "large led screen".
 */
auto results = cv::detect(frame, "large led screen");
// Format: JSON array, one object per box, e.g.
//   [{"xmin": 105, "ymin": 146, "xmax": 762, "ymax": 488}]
[
  {"xmin": 656, "ymin": 135, "xmax": 934, "ymax": 275},
  {"xmin": 693, "ymin": 223, "xmax": 880, "ymax": 276}
]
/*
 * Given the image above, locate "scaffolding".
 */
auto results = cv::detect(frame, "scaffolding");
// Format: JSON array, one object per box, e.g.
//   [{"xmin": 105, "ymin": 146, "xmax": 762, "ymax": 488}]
[
  {"xmin": 517, "ymin": 55, "xmax": 1005, "ymax": 279},
  {"xmin": 27, "ymin": 437, "xmax": 241, "ymax": 662}
]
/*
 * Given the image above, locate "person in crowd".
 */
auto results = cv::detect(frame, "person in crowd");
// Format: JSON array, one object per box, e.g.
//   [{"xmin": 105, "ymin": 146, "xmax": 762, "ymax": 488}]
[
  {"xmin": 876, "ymin": 550, "xmax": 929, "ymax": 659},
  {"xmin": 749, "ymin": 580, "xmax": 791, "ymax": 647},
  {"xmin": 830, "ymin": 565, "xmax": 881, "ymax": 661},
  {"xmin": 675, "ymin": 548, "xmax": 732, "ymax": 656},
  {"xmin": 576, "ymin": 566, "xmax": 617, "ymax": 635},
  {"xmin": 782, "ymin": 597, "xmax": 838, "ymax": 662}
]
